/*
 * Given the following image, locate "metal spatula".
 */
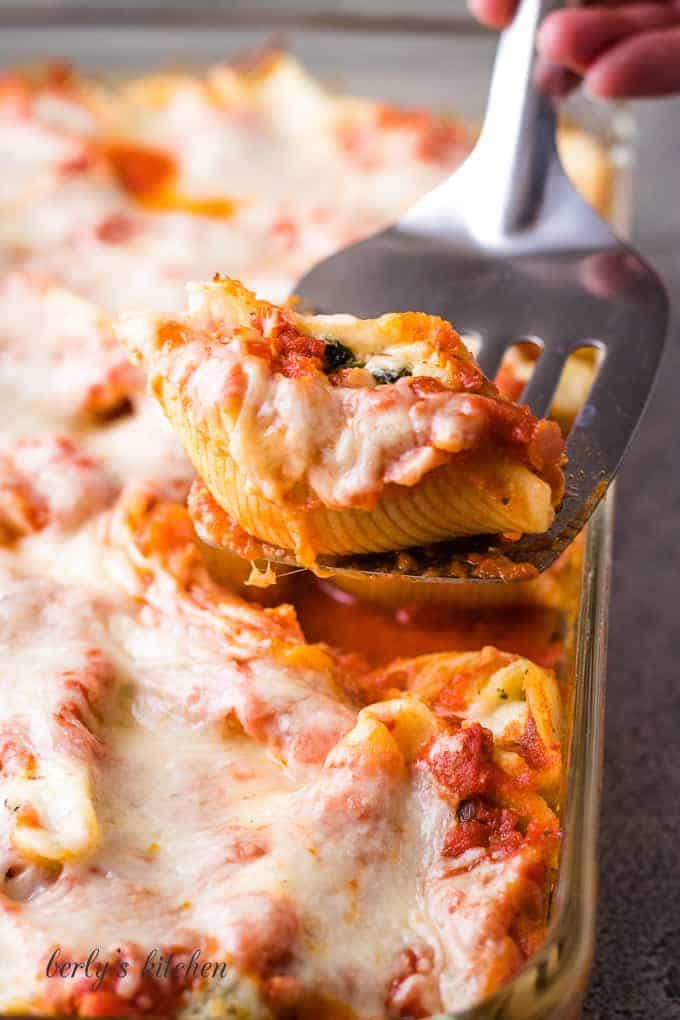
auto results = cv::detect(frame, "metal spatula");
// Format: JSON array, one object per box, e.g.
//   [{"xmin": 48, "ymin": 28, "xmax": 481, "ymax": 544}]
[{"xmin": 291, "ymin": 0, "xmax": 668, "ymax": 580}]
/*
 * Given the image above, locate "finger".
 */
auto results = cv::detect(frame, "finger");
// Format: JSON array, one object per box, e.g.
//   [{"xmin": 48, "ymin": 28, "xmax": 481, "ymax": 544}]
[
  {"xmin": 535, "ymin": 56, "xmax": 582, "ymax": 96},
  {"xmin": 467, "ymin": 0, "xmax": 519, "ymax": 29},
  {"xmin": 585, "ymin": 25, "xmax": 680, "ymax": 96},
  {"xmin": 577, "ymin": 0, "xmax": 676, "ymax": 6},
  {"xmin": 579, "ymin": 252, "xmax": 648, "ymax": 300},
  {"xmin": 538, "ymin": 3, "xmax": 680, "ymax": 74}
]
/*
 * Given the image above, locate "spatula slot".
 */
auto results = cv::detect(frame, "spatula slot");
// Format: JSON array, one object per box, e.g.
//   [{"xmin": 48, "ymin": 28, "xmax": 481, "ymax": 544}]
[
  {"xmin": 547, "ymin": 345, "xmax": 603, "ymax": 434},
  {"xmin": 495, "ymin": 338, "xmax": 542, "ymax": 402}
]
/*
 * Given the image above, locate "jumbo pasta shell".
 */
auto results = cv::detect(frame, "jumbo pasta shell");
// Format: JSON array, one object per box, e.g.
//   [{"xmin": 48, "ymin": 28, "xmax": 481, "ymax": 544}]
[{"xmin": 118, "ymin": 277, "xmax": 564, "ymax": 568}]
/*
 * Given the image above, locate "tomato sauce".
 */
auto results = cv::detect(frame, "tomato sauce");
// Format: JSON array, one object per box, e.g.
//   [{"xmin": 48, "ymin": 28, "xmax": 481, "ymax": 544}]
[{"xmin": 290, "ymin": 575, "xmax": 569, "ymax": 672}]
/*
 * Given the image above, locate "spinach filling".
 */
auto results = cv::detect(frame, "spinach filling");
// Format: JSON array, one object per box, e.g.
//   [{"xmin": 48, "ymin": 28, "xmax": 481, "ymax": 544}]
[
  {"xmin": 323, "ymin": 338, "xmax": 412, "ymax": 384},
  {"xmin": 322, "ymin": 339, "xmax": 361, "ymax": 373}
]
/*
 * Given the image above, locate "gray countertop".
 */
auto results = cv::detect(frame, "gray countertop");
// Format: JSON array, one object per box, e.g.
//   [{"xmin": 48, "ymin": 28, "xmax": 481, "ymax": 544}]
[{"xmin": 583, "ymin": 99, "xmax": 680, "ymax": 1020}]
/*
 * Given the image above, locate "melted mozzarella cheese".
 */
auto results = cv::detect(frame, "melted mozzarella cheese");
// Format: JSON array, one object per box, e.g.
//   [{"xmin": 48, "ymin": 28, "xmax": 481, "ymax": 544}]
[
  {"xmin": 0, "ymin": 547, "xmax": 411, "ymax": 1016},
  {"xmin": 0, "ymin": 54, "xmax": 572, "ymax": 1019},
  {"xmin": 0, "ymin": 568, "xmax": 113, "ymax": 868},
  {"xmin": 121, "ymin": 280, "xmax": 501, "ymax": 510},
  {"xmin": 0, "ymin": 273, "xmax": 142, "ymax": 426}
]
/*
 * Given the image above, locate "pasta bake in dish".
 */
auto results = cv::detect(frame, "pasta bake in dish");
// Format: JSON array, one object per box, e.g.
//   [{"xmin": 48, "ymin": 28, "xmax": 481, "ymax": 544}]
[{"xmin": 0, "ymin": 50, "xmax": 606, "ymax": 1018}]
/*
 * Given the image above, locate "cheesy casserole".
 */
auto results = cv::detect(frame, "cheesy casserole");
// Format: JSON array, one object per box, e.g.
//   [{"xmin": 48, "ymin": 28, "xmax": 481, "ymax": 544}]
[{"xmin": 0, "ymin": 53, "xmax": 604, "ymax": 1018}]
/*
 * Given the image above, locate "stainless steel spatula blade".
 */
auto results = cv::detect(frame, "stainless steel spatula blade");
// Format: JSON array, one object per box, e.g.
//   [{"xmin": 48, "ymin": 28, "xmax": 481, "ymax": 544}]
[{"xmin": 291, "ymin": 0, "xmax": 669, "ymax": 580}]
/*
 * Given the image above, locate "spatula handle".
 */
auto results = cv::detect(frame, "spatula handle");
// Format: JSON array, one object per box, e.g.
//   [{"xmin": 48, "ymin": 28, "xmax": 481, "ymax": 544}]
[{"xmin": 476, "ymin": 0, "xmax": 566, "ymax": 233}]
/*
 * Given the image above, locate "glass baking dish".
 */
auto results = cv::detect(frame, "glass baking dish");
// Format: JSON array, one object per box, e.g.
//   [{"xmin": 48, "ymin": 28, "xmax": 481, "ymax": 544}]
[{"xmin": 0, "ymin": 7, "xmax": 622, "ymax": 1019}]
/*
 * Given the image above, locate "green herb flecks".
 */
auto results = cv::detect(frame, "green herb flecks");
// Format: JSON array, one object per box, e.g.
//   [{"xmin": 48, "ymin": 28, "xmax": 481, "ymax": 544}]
[{"xmin": 323, "ymin": 339, "xmax": 362, "ymax": 373}]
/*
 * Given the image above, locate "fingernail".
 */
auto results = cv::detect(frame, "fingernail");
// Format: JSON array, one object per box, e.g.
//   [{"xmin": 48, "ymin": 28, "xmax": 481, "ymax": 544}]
[{"xmin": 535, "ymin": 59, "xmax": 581, "ymax": 97}]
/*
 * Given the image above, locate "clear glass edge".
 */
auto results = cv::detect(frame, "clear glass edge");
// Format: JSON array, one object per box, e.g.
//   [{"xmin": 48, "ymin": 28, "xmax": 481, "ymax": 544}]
[
  {"xmin": 0, "ymin": 12, "xmax": 623, "ymax": 1019},
  {"xmin": 437, "ymin": 491, "xmax": 615, "ymax": 1020}
]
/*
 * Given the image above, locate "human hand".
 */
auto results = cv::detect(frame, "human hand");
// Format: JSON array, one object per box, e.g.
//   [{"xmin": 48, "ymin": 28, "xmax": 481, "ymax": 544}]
[{"xmin": 467, "ymin": 0, "xmax": 680, "ymax": 97}]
